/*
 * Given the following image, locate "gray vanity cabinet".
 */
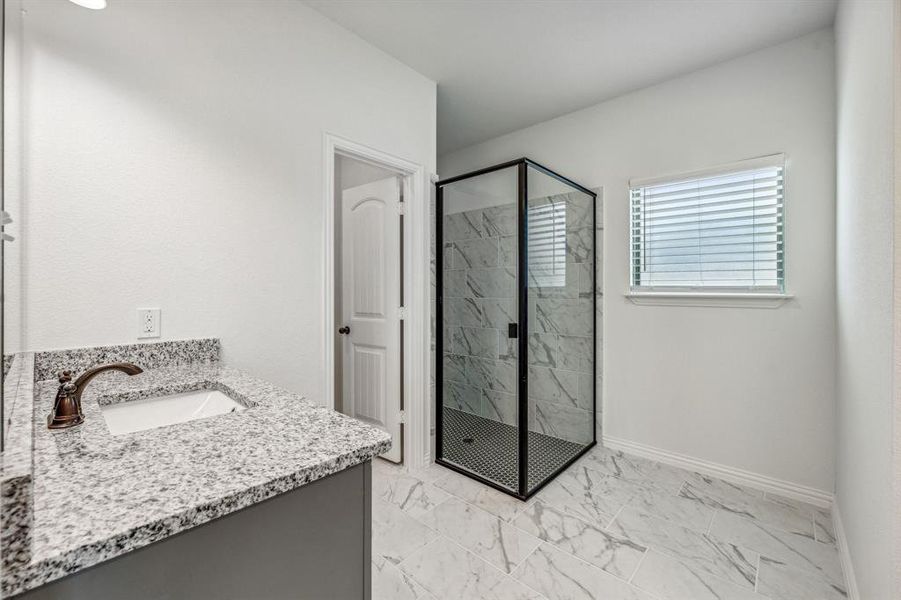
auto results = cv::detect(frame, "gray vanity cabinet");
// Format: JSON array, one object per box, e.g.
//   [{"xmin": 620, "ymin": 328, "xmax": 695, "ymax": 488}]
[{"xmin": 16, "ymin": 462, "xmax": 372, "ymax": 600}]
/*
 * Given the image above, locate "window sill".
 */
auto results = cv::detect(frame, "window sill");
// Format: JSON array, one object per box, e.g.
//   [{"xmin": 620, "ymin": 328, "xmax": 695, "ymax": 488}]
[{"xmin": 624, "ymin": 291, "xmax": 794, "ymax": 309}]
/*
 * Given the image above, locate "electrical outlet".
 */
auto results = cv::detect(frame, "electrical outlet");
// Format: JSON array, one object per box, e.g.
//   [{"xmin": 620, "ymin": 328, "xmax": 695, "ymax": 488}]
[{"xmin": 137, "ymin": 308, "xmax": 161, "ymax": 339}]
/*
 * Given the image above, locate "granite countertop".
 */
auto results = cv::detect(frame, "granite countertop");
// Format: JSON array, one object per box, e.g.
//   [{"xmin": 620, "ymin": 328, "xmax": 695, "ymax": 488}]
[{"xmin": 4, "ymin": 362, "xmax": 391, "ymax": 596}]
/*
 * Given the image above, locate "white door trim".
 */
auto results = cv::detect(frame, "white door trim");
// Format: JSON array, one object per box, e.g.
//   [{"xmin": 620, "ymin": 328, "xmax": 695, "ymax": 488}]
[{"xmin": 322, "ymin": 132, "xmax": 431, "ymax": 470}]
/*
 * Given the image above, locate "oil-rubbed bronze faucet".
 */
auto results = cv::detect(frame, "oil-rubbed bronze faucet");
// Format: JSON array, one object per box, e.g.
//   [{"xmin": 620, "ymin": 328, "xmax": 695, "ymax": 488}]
[{"xmin": 47, "ymin": 363, "xmax": 144, "ymax": 430}]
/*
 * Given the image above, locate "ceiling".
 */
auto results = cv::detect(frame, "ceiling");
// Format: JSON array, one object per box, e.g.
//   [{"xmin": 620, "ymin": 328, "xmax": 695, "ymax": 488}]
[{"xmin": 306, "ymin": 0, "xmax": 837, "ymax": 155}]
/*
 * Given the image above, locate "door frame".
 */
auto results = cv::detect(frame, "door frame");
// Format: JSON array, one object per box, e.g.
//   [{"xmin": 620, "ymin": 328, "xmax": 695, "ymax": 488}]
[{"xmin": 322, "ymin": 132, "xmax": 431, "ymax": 470}]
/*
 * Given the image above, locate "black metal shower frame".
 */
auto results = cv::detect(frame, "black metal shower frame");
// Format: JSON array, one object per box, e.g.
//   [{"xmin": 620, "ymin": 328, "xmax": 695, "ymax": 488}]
[{"xmin": 435, "ymin": 157, "xmax": 597, "ymax": 500}]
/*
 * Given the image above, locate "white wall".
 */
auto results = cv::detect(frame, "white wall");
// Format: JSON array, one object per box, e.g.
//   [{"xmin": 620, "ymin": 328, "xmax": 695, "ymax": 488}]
[
  {"xmin": 440, "ymin": 30, "xmax": 837, "ymax": 492},
  {"xmin": 834, "ymin": 0, "xmax": 896, "ymax": 597},
  {"xmin": 14, "ymin": 0, "xmax": 436, "ymax": 398},
  {"xmin": 2, "ymin": 1, "xmax": 24, "ymax": 361}
]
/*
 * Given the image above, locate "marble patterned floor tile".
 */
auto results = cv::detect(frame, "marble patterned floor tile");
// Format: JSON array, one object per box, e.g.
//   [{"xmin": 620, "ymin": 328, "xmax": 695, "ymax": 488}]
[
  {"xmin": 416, "ymin": 463, "xmax": 458, "ymax": 483},
  {"xmin": 374, "ymin": 470, "xmax": 452, "ymax": 519},
  {"xmin": 576, "ymin": 446, "xmax": 690, "ymax": 493},
  {"xmin": 372, "ymin": 457, "xmax": 405, "ymax": 476},
  {"xmin": 681, "ymin": 476, "xmax": 815, "ymax": 536},
  {"xmin": 756, "ymin": 557, "xmax": 847, "ymax": 600},
  {"xmin": 511, "ymin": 543, "xmax": 653, "ymax": 600},
  {"xmin": 762, "ymin": 494, "xmax": 835, "ymax": 545},
  {"xmin": 683, "ymin": 473, "xmax": 765, "ymax": 503},
  {"xmin": 762, "ymin": 492, "xmax": 822, "ymax": 515},
  {"xmin": 372, "ymin": 498, "xmax": 439, "ymax": 567},
  {"xmin": 512, "ymin": 500, "xmax": 646, "ymax": 580},
  {"xmin": 627, "ymin": 482, "xmax": 716, "ymax": 532},
  {"xmin": 813, "ymin": 511, "xmax": 836, "ymax": 545},
  {"xmin": 707, "ymin": 510, "xmax": 843, "ymax": 587},
  {"xmin": 608, "ymin": 506, "xmax": 759, "ymax": 590},
  {"xmin": 434, "ymin": 470, "xmax": 528, "ymax": 522},
  {"xmin": 419, "ymin": 497, "xmax": 542, "ymax": 573},
  {"xmin": 533, "ymin": 465, "xmax": 644, "ymax": 526},
  {"xmin": 399, "ymin": 537, "xmax": 545, "ymax": 600},
  {"xmin": 373, "ymin": 559, "xmax": 438, "ymax": 600},
  {"xmin": 371, "ymin": 460, "xmax": 842, "ymax": 600},
  {"xmin": 372, "ymin": 459, "xmax": 456, "ymax": 486},
  {"xmin": 630, "ymin": 550, "xmax": 764, "ymax": 600}
]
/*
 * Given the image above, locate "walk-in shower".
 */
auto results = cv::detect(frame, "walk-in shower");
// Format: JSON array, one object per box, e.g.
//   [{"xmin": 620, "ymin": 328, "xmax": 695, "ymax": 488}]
[{"xmin": 436, "ymin": 158, "xmax": 597, "ymax": 499}]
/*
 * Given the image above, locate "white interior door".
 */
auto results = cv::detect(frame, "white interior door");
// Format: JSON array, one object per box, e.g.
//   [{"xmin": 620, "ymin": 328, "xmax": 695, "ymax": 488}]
[{"xmin": 341, "ymin": 177, "xmax": 403, "ymax": 463}]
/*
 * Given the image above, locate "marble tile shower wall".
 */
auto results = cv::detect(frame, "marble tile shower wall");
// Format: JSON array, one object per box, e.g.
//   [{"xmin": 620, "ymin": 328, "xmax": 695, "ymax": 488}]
[
  {"xmin": 441, "ymin": 191, "xmax": 600, "ymax": 445},
  {"xmin": 442, "ymin": 203, "xmax": 519, "ymax": 426}
]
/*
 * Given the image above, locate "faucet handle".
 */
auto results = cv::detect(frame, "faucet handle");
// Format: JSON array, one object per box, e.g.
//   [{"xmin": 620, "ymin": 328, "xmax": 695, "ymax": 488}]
[{"xmin": 57, "ymin": 370, "xmax": 73, "ymax": 383}]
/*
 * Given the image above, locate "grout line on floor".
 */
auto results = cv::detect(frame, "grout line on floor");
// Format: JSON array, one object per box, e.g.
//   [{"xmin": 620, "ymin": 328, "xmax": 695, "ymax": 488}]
[
  {"xmin": 441, "ymin": 530, "xmax": 527, "ymax": 580},
  {"xmin": 603, "ymin": 503, "xmax": 627, "ymax": 531},
  {"xmin": 706, "ymin": 509, "xmax": 716, "ymax": 535},
  {"xmin": 810, "ymin": 513, "xmax": 819, "ymax": 542},
  {"xmin": 447, "ymin": 491, "xmax": 520, "ymax": 525},
  {"xmin": 627, "ymin": 548, "xmax": 650, "ymax": 584},
  {"xmin": 754, "ymin": 554, "xmax": 761, "ymax": 592},
  {"xmin": 390, "ymin": 534, "xmax": 443, "ymax": 572},
  {"xmin": 538, "ymin": 536, "xmax": 640, "ymax": 587},
  {"xmin": 389, "ymin": 539, "xmax": 449, "ymax": 597},
  {"xmin": 502, "ymin": 504, "xmax": 533, "ymax": 524},
  {"xmin": 506, "ymin": 543, "xmax": 545, "ymax": 592}
]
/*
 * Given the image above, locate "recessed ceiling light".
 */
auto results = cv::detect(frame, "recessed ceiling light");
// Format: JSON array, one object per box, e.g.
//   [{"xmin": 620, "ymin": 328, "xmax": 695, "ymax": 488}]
[{"xmin": 68, "ymin": 0, "xmax": 107, "ymax": 9}]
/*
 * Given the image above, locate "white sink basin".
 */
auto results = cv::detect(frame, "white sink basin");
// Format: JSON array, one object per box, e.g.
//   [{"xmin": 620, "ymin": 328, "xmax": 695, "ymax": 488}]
[{"xmin": 100, "ymin": 389, "xmax": 246, "ymax": 435}]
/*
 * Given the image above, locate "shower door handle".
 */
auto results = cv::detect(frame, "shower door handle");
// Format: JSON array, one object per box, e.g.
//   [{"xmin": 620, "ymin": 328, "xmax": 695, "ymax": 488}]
[{"xmin": 507, "ymin": 323, "xmax": 518, "ymax": 338}]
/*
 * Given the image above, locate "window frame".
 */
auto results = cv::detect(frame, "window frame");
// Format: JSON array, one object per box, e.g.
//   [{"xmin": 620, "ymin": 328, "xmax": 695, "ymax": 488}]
[{"xmin": 627, "ymin": 154, "xmax": 789, "ymax": 302}]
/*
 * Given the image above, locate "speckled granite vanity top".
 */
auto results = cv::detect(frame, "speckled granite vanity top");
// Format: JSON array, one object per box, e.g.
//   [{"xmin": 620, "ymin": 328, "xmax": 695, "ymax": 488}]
[{"xmin": 1, "ymin": 341, "xmax": 391, "ymax": 597}]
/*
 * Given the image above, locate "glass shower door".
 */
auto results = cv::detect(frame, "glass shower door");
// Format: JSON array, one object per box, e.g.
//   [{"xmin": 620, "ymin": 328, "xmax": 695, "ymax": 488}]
[
  {"xmin": 437, "ymin": 165, "xmax": 520, "ymax": 493},
  {"xmin": 525, "ymin": 164, "xmax": 596, "ymax": 495}
]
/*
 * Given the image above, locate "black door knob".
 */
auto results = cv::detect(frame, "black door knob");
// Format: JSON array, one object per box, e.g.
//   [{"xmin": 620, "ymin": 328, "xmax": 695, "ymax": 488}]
[{"xmin": 338, "ymin": 326, "xmax": 351, "ymax": 335}]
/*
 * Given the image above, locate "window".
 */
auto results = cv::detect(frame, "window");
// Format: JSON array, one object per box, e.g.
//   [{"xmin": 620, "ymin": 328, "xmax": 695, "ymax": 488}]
[
  {"xmin": 528, "ymin": 198, "xmax": 567, "ymax": 288},
  {"xmin": 630, "ymin": 155, "xmax": 784, "ymax": 293}
]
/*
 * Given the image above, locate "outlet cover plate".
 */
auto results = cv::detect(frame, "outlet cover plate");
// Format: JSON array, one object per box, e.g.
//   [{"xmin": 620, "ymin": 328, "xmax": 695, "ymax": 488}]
[{"xmin": 137, "ymin": 308, "xmax": 161, "ymax": 339}]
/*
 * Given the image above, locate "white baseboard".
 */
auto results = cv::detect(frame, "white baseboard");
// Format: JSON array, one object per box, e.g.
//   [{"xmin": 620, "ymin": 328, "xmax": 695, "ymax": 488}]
[
  {"xmin": 831, "ymin": 498, "xmax": 860, "ymax": 600},
  {"xmin": 602, "ymin": 435, "xmax": 833, "ymax": 509}
]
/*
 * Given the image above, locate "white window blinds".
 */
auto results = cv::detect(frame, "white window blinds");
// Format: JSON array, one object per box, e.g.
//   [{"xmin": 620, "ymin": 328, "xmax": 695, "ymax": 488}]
[
  {"xmin": 630, "ymin": 155, "xmax": 784, "ymax": 292},
  {"xmin": 528, "ymin": 199, "xmax": 567, "ymax": 288}
]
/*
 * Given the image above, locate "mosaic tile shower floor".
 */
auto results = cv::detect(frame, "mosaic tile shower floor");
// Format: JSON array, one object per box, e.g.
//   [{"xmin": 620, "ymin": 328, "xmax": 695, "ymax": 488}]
[{"xmin": 441, "ymin": 407, "xmax": 586, "ymax": 492}]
